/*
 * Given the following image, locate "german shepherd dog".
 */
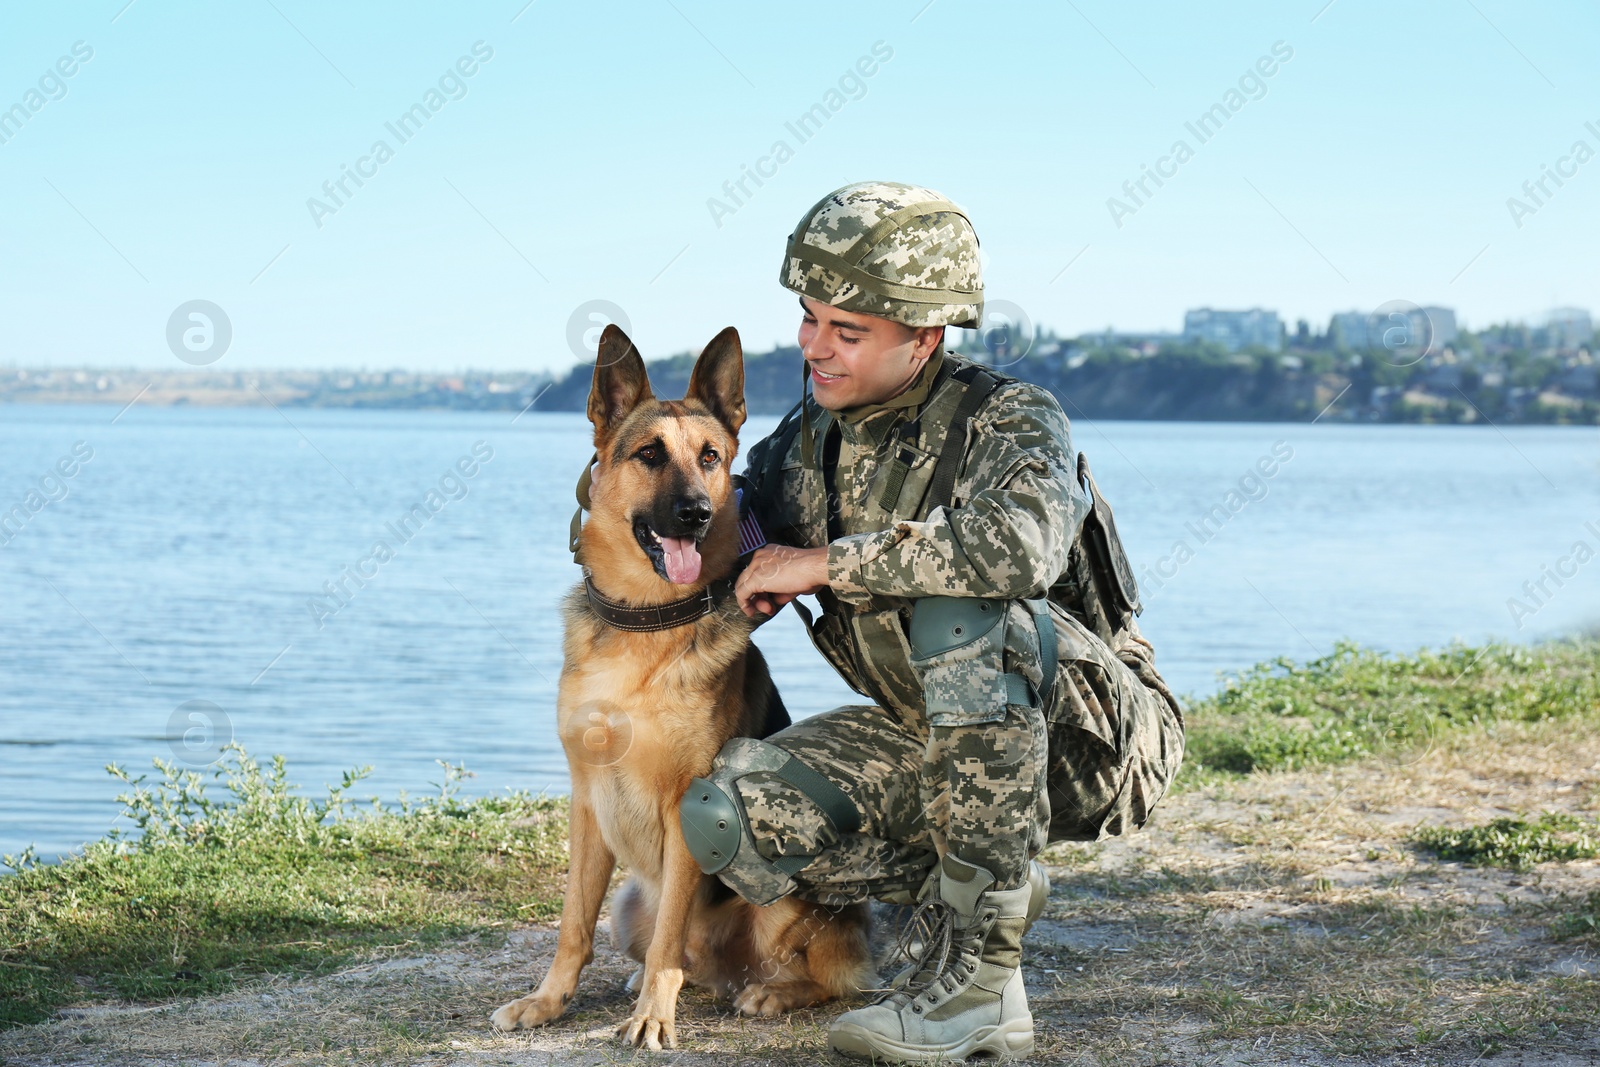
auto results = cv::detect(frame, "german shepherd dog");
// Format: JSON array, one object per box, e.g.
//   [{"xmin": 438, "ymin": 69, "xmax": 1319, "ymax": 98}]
[{"xmin": 491, "ymin": 325, "xmax": 873, "ymax": 1050}]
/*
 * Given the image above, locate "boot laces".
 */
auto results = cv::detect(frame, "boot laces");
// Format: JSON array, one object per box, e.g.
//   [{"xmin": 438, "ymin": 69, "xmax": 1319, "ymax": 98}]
[{"xmin": 866, "ymin": 899, "xmax": 981, "ymax": 1005}]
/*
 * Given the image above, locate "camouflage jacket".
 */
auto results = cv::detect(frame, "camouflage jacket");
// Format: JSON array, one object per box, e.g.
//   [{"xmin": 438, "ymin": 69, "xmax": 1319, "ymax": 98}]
[{"xmin": 741, "ymin": 345, "xmax": 1092, "ymax": 723}]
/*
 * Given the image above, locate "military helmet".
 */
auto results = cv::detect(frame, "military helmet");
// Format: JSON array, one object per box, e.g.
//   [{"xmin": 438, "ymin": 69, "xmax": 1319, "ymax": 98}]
[{"xmin": 780, "ymin": 181, "xmax": 983, "ymax": 329}]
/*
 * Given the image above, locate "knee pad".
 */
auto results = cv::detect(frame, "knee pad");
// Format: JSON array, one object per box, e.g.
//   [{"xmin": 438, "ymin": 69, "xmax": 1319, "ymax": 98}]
[{"xmin": 680, "ymin": 736, "xmax": 860, "ymax": 907}]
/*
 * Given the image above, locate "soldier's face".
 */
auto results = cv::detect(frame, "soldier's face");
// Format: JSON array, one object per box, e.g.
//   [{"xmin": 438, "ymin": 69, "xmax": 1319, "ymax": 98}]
[{"xmin": 797, "ymin": 297, "xmax": 941, "ymax": 410}]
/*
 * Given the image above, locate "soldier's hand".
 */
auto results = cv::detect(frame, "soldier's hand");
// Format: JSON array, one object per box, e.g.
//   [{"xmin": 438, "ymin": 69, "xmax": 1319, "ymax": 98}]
[{"xmin": 736, "ymin": 545, "xmax": 829, "ymax": 618}]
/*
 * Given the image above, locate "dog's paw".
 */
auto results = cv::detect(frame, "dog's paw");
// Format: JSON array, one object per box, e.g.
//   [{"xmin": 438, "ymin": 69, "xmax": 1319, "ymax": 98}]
[
  {"xmin": 734, "ymin": 980, "xmax": 825, "ymax": 1017},
  {"xmin": 624, "ymin": 965, "xmax": 645, "ymax": 993},
  {"xmin": 616, "ymin": 1008, "xmax": 677, "ymax": 1051},
  {"xmin": 490, "ymin": 990, "xmax": 567, "ymax": 1032},
  {"xmin": 734, "ymin": 982, "xmax": 786, "ymax": 1017}
]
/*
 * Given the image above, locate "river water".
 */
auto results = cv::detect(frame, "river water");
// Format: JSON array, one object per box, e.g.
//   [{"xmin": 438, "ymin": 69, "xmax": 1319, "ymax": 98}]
[{"xmin": 2, "ymin": 404, "xmax": 1595, "ymax": 860}]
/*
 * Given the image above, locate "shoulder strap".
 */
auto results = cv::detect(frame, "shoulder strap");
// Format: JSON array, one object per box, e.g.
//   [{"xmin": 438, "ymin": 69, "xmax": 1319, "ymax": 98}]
[
  {"xmin": 922, "ymin": 363, "xmax": 1006, "ymax": 517},
  {"xmin": 755, "ymin": 398, "xmax": 806, "ymax": 502},
  {"xmin": 875, "ymin": 356, "xmax": 959, "ymax": 512},
  {"xmin": 821, "ymin": 418, "xmax": 844, "ymax": 544}
]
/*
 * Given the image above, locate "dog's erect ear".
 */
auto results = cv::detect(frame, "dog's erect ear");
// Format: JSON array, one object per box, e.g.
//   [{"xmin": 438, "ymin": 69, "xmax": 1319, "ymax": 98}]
[
  {"xmin": 587, "ymin": 324, "xmax": 653, "ymax": 433},
  {"xmin": 685, "ymin": 327, "xmax": 746, "ymax": 436}
]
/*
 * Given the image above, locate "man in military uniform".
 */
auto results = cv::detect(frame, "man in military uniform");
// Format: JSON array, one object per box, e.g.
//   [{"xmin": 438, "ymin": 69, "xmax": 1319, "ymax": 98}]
[{"xmin": 679, "ymin": 181, "xmax": 1185, "ymax": 1062}]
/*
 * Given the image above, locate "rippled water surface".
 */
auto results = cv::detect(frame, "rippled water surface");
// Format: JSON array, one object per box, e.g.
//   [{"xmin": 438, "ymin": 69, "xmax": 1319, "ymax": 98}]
[{"xmin": 3, "ymin": 404, "xmax": 1595, "ymax": 859}]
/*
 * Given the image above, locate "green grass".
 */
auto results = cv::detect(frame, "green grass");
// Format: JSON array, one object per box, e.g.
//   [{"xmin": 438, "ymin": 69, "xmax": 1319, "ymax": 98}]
[
  {"xmin": 1415, "ymin": 812, "xmax": 1600, "ymax": 870},
  {"xmin": 1182, "ymin": 638, "xmax": 1600, "ymax": 776},
  {"xmin": 4, "ymin": 638, "xmax": 1597, "ymax": 1042},
  {"xmin": 1553, "ymin": 891, "xmax": 1600, "ymax": 943},
  {"xmin": 0, "ymin": 746, "xmax": 569, "ymax": 1029}
]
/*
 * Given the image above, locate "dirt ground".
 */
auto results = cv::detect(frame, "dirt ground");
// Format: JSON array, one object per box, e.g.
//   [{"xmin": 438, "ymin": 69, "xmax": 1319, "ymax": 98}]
[{"xmin": 4, "ymin": 718, "xmax": 1598, "ymax": 1067}]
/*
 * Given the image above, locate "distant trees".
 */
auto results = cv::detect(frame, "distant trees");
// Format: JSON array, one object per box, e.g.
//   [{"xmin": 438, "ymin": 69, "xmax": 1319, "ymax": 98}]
[{"xmin": 527, "ymin": 325, "xmax": 1596, "ymax": 424}]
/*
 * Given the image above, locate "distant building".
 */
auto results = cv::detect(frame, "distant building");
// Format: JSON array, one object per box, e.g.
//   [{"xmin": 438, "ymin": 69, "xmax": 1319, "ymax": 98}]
[
  {"xmin": 1182, "ymin": 308, "xmax": 1282, "ymax": 352},
  {"xmin": 1329, "ymin": 311, "xmax": 1369, "ymax": 350},
  {"xmin": 1545, "ymin": 307, "xmax": 1593, "ymax": 350},
  {"xmin": 1328, "ymin": 306, "xmax": 1455, "ymax": 354},
  {"xmin": 1421, "ymin": 306, "xmax": 1457, "ymax": 351}
]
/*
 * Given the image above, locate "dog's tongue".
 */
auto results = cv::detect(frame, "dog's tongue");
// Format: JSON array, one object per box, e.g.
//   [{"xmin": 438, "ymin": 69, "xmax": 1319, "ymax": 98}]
[{"xmin": 660, "ymin": 536, "xmax": 701, "ymax": 585}]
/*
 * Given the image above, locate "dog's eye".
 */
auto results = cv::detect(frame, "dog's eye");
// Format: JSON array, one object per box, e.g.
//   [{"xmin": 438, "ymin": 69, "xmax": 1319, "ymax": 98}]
[
  {"xmin": 636, "ymin": 446, "xmax": 658, "ymax": 463},
  {"xmin": 701, "ymin": 448, "xmax": 718, "ymax": 467}
]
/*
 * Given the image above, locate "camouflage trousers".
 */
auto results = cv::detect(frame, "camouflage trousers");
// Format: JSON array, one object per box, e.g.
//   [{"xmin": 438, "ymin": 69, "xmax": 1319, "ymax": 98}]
[{"xmin": 726, "ymin": 617, "xmax": 1185, "ymax": 908}]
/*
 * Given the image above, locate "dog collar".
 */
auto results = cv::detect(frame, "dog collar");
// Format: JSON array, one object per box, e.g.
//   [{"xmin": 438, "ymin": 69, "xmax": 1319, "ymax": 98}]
[{"xmin": 582, "ymin": 574, "xmax": 736, "ymax": 632}]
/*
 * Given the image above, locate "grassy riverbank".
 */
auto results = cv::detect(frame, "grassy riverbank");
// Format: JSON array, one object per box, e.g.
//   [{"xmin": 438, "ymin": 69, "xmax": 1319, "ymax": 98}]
[
  {"xmin": 0, "ymin": 753, "xmax": 568, "ymax": 1029},
  {"xmin": 1184, "ymin": 637, "xmax": 1600, "ymax": 778},
  {"xmin": 2, "ymin": 638, "xmax": 1597, "ymax": 1063}
]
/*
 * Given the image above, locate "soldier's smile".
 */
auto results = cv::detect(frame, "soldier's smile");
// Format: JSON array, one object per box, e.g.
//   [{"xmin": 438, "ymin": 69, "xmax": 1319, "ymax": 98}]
[{"xmin": 796, "ymin": 295, "xmax": 940, "ymax": 411}]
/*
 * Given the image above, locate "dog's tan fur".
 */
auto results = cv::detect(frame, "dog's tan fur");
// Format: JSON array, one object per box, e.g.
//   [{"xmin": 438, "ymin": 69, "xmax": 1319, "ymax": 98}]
[{"xmin": 490, "ymin": 325, "xmax": 873, "ymax": 1051}]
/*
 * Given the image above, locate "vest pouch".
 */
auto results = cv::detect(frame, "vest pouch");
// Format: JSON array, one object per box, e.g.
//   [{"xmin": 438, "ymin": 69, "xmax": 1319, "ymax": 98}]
[
  {"xmin": 871, "ymin": 438, "xmax": 937, "ymax": 522},
  {"xmin": 802, "ymin": 594, "xmax": 871, "ymax": 699},
  {"xmin": 1069, "ymin": 452, "xmax": 1142, "ymax": 644}
]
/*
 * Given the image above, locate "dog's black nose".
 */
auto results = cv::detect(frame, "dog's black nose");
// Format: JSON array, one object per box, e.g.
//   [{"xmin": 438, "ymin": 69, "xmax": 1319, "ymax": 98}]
[{"xmin": 674, "ymin": 499, "xmax": 712, "ymax": 528}]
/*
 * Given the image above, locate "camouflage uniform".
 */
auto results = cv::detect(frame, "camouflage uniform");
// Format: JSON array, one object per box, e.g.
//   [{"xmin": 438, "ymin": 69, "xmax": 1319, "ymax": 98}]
[
  {"xmin": 711, "ymin": 343, "xmax": 1186, "ymax": 908},
  {"xmin": 670, "ymin": 180, "xmax": 1185, "ymax": 1061}
]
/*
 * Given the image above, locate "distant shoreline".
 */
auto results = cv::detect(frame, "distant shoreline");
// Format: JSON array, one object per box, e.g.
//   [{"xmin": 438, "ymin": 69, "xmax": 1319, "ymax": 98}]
[
  {"xmin": 5, "ymin": 398, "xmax": 1597, "ymax": 428},
  {"xmin": 4, "ymin": 342, "xmax": 1596, "ymax": 424}
]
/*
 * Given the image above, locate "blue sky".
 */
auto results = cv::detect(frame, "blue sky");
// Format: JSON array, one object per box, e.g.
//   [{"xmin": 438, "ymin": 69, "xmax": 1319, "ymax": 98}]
[{"xmin": 1, "ymin": 0, "xmax": 1596, "ymax": 372}]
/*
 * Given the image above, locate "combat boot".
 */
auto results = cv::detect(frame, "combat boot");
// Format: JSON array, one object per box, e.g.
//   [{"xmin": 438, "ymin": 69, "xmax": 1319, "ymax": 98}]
[
  {"xmin": 887, "ymin": 858, "xmax": 1048, "ymax": 990},
  {"xmin": 830, "ymin": 855, "xmax": 1034, "ymax": 1062}
]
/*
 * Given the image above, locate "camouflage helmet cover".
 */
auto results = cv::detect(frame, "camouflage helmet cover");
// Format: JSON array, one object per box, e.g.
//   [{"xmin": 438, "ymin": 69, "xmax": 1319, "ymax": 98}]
[{"xmin": 780, "ymin": 181, "xmax": 983, "ymax": 329}]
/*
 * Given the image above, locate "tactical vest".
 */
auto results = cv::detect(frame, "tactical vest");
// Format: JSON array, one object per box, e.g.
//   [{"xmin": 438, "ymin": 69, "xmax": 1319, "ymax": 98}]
[
  {"xmin": 748, "ymin": 357, "xmax": 1143, "ymax": 658},
  {"xmin": 686, "ymin": 362, "xmax": 1171, "ymax": 884}
]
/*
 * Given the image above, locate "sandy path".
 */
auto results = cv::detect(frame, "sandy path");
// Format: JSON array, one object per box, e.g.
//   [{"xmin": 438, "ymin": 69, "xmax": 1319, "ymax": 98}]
[{"xmin": 4, "ymin": 719, "xmax": 1597, "ymax": 1066}]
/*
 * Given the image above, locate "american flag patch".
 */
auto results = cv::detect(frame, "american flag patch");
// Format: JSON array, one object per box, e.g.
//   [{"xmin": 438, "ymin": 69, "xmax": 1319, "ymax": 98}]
[{"xmin": 735, "ymin": 487, "xmax": 767, "ymax": 556}]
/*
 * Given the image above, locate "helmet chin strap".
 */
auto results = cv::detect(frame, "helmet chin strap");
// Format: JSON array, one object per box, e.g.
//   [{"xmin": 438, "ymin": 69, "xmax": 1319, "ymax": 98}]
[{"xmin": 800, "ymin": 357, "xmax": 818, "ymax": 471}]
